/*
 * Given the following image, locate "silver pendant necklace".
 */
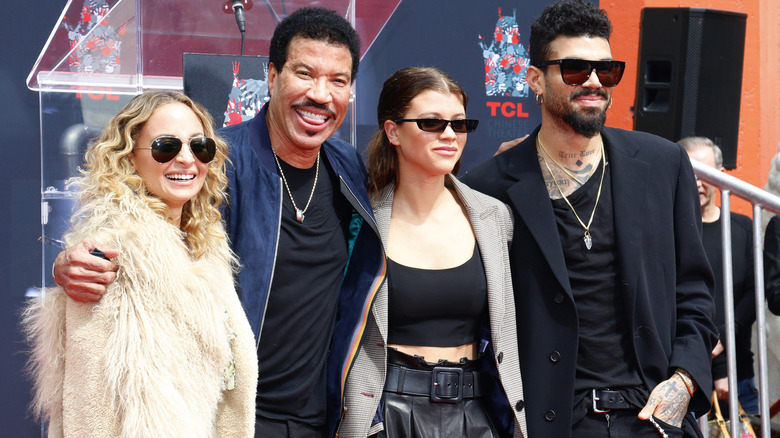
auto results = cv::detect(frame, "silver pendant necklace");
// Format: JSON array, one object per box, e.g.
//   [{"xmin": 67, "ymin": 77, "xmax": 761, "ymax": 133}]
[
  {"xmin": 538, "ymin": 137, "xmax": 606, "ymax": 250},
  {"xmin": 271, "ymin": 147, "xmax": 320, "ymax": 222}
]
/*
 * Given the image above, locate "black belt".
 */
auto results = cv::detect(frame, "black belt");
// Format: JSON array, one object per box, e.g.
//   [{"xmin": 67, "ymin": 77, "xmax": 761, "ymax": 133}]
[
  {"xmin": 384, "ymin": 364, "xmax": 491, "ymax": 403},
  {"xmin": 592, "ymin": 389, "xmax": 633, "ymax": 413}
]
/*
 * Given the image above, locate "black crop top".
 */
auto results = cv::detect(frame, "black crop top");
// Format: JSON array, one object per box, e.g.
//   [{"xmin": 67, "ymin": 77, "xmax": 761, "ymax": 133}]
[{"xmin": 386, "ymin": 245, "xmax": 488, "ymax": 347}]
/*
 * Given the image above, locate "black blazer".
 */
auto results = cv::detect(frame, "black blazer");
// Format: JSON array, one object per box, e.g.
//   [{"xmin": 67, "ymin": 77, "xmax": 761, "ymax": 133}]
[{"xmin": 462, "ymin": 126, "xmax": 717, "ymax": 437}]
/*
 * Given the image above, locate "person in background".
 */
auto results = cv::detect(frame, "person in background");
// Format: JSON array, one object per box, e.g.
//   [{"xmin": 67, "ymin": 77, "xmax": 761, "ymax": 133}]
[
  {"xmin": 21, "ymin": 91, "xmax": 258, "ymax": 437},
  {"xmin": 340, "ymin": 67, "xmax": 526, "ymax": 438},
  {"xmin": 764, "ymin": 215, "xmax": 780, "ymax": 314},
  {"xmin": 679, "ymin": 136, "xmax": 758, "ymax": 415},
  {"xmin": 461, "ymin": 1, "xmax": 717, "ymax": 436},
  {"xmin": 763, "ymin": 142, "xmax": 780, "ymax": 316},
  {"xmin": 49, "ymin": 8, "xmax": 386, "ymax": 437}
]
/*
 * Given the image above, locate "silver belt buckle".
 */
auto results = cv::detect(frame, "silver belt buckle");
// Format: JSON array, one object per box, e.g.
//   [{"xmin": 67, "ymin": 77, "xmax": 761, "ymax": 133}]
[{"xmin": 592, "ymin": 389, "xmax": 610, "ymax": 413}]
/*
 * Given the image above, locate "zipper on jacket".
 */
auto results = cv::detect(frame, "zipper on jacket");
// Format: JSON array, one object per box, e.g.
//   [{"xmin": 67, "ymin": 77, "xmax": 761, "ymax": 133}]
[
  {"xmin": 339, "ymin": 176, "xmax": 380, "ymax": 234},
  {"xmin": 255, "ymin": 181, "xmax": 284, "ymax": 350}
]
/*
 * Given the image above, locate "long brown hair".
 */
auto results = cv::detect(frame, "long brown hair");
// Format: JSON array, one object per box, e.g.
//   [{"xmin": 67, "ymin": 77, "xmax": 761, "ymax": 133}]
[{"xmin": 365, "ymin": 67, "xmax": 468, "ymax": 198}]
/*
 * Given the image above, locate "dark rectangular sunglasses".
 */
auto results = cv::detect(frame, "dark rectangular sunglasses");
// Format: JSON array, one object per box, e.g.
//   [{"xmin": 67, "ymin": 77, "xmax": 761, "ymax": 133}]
[
  {"xmin": 137, "ymin": 136, "xmax": 216, "ymax": 163},
  {"xmin": 393, "ymin": 118, "xmax": 479, "ymax": 133},
  {"xmin": 537, "ymin": 59, "xmax": 626, "ymax": 87}
]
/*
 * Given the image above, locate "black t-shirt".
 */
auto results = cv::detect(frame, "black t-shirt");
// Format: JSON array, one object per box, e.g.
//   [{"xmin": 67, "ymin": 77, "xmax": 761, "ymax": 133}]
[
  {"xmin": 550, "ymin": 161, "xmax": 643, "ymax": 422},
  {"xmin": 255, "ymin": 152, "xmax": 352, "ymax": 425},
  {"xmin": 702, "ymin": 214, "xmax": 755, "ymax": 380},
  {"xmin": 386, "ymin": 245, "xmax": 488, "ymax": 347}
]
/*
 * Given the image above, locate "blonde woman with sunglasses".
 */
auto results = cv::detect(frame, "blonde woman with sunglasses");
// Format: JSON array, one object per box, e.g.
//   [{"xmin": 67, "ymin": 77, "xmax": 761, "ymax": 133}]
[{"xmin": 22, "ymin": 91, "xmax": 257, "ymax": 438}]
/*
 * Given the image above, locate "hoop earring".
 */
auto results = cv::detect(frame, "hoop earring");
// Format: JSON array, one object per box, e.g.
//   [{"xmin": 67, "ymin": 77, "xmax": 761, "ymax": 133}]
[{"xmin": 535, "ymin": 94, "xmax": 544, "ymax": 105}]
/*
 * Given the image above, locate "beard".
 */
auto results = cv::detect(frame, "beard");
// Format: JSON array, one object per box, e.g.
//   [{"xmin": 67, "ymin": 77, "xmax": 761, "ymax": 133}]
[
  {"xmin": 564, "ymin": 107, "xmax": 607, "ymax": 137},
  {"xmin": 548, "ymin": 89, "xmax": 610, "ymax": 138}
]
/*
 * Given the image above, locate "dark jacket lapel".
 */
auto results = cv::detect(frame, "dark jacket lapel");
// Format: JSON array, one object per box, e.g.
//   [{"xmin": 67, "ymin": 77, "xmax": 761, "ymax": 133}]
[
  {"xmin": 505, "ymin": 137, "xmax": 573, "ymax": 295},
  {"xmin": 603, "ymin": 128, "xmax": 649, "ymax": 292}
]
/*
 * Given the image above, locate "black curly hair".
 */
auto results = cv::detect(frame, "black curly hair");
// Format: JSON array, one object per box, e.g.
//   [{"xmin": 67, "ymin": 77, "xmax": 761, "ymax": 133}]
[
  {"xmin": 269, "ymin": 7, "xmax": 361, "ymax": 82},
  {"xmin": 529, "ymin": 0, "xmax": 612, "ymax": 67}
]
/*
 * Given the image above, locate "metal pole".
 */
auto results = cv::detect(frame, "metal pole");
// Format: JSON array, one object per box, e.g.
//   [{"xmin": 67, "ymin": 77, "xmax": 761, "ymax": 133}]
[
  {"xmin": 693, "ymin": 160, "xmax": 780, "ymax": 215},
  {"xmin": 754, "ymin": 205, "xmax": 771, "ymax": 438},
  {"xmin": 689, "ymin": 159, "xmax": 780, "ymax": 438},
  {"xmin": 720, "ymin": 190, "xmax": 740, "ymax": 438}
]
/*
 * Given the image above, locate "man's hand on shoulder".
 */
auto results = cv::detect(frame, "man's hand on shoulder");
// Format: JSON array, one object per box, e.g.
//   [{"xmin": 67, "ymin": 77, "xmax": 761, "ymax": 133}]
[
  {"xmin": 53, "ymin": 239, "xmax": 119, "ymax": 302},
  {"xmin": 494, "ymin": 134, "xmax": 529, "ymax": 156}
]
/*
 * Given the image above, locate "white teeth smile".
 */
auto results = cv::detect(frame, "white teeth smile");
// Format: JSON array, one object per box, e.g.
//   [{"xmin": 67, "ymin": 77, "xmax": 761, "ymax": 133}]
[
  {"xmin": 167, "ymin": 174, "xmax": 195, "ymax": 181},
  {"xmin": 297, "ymin": 109, "xmax": 328, "ymax": 120}
]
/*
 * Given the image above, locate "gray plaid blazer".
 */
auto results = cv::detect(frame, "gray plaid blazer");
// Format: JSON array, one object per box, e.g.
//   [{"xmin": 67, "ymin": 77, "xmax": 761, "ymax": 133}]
[{"xmin": 337, "ymin": 174, "xmax": 527, "ymax": 437}]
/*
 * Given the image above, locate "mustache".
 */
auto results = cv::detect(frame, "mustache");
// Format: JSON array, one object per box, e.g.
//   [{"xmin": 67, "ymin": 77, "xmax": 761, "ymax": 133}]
[
  {"xmin": 292, "ymin": 99, "xmax": 335, "ymax": 118},
  {"xmin": 571, "ymin": 89, "xmax": 609, "ymax": 100}
]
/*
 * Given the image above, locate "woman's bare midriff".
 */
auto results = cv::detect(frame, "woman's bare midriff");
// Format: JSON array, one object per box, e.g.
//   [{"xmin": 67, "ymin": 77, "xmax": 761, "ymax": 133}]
[{"xmin": 388, "ymin": 341, "xmax": 478, "ymax": 363}]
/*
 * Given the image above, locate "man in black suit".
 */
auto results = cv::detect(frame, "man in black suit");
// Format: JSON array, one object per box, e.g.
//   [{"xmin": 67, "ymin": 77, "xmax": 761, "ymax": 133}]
[{"xmin": 462, "ymin": 1, "xmax": 717, "ymax": 436}]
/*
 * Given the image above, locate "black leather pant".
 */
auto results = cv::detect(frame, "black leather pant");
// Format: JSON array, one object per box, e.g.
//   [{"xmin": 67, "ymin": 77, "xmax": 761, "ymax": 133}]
[{"xmin": 374, "ymin": 348, "xmax": 499, "ymax": 438}]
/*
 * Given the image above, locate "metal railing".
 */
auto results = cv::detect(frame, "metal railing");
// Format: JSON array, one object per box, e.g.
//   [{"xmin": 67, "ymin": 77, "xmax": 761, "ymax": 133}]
[{"xmin": 692, "ymin": 160, "xmax": 780, "ymax": 438}]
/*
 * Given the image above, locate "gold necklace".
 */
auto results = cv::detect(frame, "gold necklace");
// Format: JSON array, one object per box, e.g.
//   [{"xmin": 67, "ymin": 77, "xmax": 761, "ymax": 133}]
[
  {"xmin": 271, "ymin": 148, "xmax": 320, "ymax": 222},
  {"xmin": 539, "ymin": 138, "xmax": 606, "ymax": 250},
  {"xmin": 537, "ymin": 135, "xmax": 592, "ymax": 186}
]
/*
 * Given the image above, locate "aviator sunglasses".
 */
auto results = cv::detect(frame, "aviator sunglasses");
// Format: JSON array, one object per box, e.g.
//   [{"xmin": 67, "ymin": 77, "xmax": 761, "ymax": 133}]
[
  {"xmin": 536, "ymin": 59, "xmax": 626, "ymax": 87},
  {"xmin": 136, "ymin": 136, "xmax": 217, "ymax": 164},
  {"xmin": 393, "ymin": 118, "xmax": 479, "ymax": 133}
]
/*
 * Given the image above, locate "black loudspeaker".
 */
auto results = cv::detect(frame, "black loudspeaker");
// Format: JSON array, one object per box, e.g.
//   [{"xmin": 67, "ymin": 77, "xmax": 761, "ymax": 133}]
[{"xmin": 634, "ymin": 8, "xmax": 747, "ymax": 169}]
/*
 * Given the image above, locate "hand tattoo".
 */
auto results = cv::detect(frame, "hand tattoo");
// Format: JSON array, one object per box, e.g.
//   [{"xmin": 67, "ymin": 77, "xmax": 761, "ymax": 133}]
[{"xmin": 644, "ymin": 376, "xmax": 691, "ymax": 427}]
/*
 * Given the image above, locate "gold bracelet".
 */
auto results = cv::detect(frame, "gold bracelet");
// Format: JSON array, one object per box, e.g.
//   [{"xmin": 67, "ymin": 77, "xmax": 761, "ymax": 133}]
[{"xmin": 675, "ymin": 370, "xmax": 694, "ymax": 397}]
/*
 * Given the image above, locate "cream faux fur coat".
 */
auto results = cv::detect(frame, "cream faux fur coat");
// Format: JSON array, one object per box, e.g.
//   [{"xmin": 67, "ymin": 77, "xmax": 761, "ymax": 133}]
[{"xmin": 22, "ymin": 191, "xmax": 258, "ymax": 438}]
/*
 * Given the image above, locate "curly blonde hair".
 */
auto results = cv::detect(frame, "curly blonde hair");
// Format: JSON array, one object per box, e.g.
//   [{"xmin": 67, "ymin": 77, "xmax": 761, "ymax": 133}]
[{"xmin": 71, "ymin": 91, "xmax": 230, "ymax": 259}]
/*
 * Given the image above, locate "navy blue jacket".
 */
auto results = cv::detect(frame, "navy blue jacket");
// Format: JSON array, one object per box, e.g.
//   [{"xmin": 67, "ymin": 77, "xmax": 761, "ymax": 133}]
[{"xmin": 219, "ymin": 107, "xmax": 386, "ymax": 436}]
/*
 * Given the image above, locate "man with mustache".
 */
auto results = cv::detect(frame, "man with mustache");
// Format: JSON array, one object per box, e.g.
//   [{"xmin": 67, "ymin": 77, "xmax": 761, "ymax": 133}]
[
  {"xmin": 52, "ymin": 7, "xmax": 386, "ymax": 438},
  {"xmin": 462, "ymin": 1, "xmax": 717, "ymax": 436}
]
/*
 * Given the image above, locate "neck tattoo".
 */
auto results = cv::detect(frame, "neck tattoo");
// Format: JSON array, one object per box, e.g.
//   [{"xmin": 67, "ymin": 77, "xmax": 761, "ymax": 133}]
[
  {"xmin": 537, "ymin": 135, "xmax": 593, "ymax": 186},
  {"xmin": 538, "ymin": 136, "xmax": 606, "ymax": 250},
  {"xmin": 271, "ymin": 147, "xmax": 320, "ymax": 222}
]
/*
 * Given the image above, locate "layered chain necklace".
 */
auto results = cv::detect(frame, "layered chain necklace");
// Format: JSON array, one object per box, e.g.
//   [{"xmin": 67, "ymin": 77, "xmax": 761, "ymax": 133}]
[
  {"xmin": 537, "ymin": 136, "xmax": 606, "ymax": 250},
  {"xmin": 271, "ymin": 147, "xmax": 320, "ymax": 222}
]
